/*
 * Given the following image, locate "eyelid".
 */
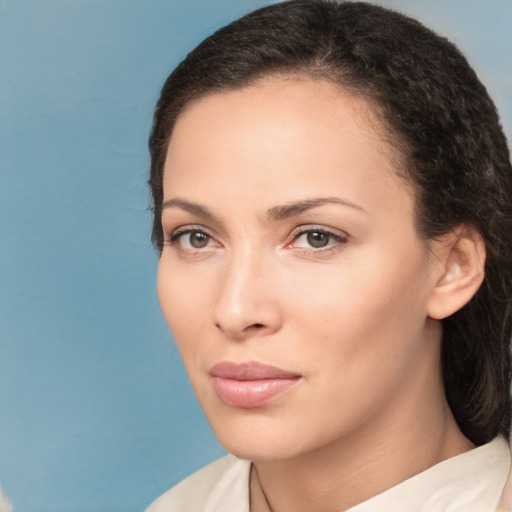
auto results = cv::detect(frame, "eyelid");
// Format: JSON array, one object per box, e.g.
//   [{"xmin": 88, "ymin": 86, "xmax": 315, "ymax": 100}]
[
  {"xmin": 291, "ymin": 224, "xmax": 348, "ymax": 239},
  {"xmin": 164, "ymin": 223, "xmax": 212, "ymax": 239}
]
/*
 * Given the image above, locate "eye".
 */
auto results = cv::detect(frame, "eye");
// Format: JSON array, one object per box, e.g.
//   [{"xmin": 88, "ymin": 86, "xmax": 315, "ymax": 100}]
[
  {"xmin": 186, "ymin": 231, "xmax": 210, "ymax": 249},
  {"xmin": 305, "ymin": 231, "xmax": 330, "ymax": 248},
  {"xmin": 289, "ymin": 227, "xmax": 347, "ymax": 251},
  {"xmin": 166, "ymin": 228, "xmax": 215, "ymax": 250}
]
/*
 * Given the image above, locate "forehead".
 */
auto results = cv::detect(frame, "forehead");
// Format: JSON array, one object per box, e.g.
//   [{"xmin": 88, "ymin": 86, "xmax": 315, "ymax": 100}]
[
  {"xmin": 163, "ymin": 78, "xmax": 411, "ymax": 215},
  {"xmin": 169, "ymin": 77, "xmax": 395, "ymax": 158}
]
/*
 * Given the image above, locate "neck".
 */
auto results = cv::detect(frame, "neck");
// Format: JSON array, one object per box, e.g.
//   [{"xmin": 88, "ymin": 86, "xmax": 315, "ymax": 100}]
[{"xmin": 250, "ymin": 328, "xmax": 475, "ymax": 512}]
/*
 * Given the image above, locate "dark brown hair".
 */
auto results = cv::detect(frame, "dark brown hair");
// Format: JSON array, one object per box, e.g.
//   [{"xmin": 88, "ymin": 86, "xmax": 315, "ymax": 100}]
[{"xmin": 149, "ymin": 0, "xmax": 512, "ymax": 445}]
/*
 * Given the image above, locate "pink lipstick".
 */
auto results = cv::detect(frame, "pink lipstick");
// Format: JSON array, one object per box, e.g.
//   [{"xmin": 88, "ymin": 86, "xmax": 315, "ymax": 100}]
[{"xmin": 209, "ymin": 361, "xmax": 301, "ymax": 408}]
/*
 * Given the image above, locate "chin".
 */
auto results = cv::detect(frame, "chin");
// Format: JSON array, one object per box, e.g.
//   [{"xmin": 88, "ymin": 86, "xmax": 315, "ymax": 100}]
[
  {"xmin": 219, "ymin": 436, "xmax": 301, "ymax": 462},
  {"xmin": 205, "ymin": 411, "xmax": 310, "ymax": 462}
]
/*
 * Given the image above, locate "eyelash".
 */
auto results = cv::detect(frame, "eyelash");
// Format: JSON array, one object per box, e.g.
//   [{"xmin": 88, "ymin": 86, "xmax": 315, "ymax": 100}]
[
  {"xmin": 289, "ymin": 227, "xmax": 348, "ymax": 253},
  {"xmin": 164, "ymin": 226, "xmax": 216, "ymax": 251},
  {"xmin": 163, "ymin": 225, "xmax": 348, "ymax": 254}
]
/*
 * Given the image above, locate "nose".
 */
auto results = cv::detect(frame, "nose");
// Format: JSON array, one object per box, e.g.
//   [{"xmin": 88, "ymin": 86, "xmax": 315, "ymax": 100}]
[{"xmin": 211, "ymin": 249, "xmax": 282, "ymax": 340}]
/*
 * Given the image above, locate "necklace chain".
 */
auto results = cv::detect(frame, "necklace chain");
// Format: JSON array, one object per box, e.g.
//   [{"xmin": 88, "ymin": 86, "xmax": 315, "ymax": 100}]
[{"xmin": 252, "ymin": 463, "xmax": 275, "ymax": 512}]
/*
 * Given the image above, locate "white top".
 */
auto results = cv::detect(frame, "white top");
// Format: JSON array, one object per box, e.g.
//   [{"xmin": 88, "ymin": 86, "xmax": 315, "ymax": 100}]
[{"xmin": 146, "ymin": 436, "xmax": 512, "ymax": 512}]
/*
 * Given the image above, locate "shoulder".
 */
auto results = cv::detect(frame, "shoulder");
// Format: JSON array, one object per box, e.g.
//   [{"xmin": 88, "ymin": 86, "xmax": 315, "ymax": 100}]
[{"xmin": 145, "ymin": 454, "xmax": 251, "ymax": 512}]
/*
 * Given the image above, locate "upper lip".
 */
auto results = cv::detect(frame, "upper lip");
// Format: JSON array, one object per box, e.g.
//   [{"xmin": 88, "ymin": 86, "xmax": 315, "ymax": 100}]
[{"xmin": 209, "ymin": 361, "xmax": 300, "ymax": 380}]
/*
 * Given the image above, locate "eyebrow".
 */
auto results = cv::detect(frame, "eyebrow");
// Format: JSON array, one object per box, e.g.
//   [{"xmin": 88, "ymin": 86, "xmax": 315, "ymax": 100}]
[
  {"xmin": 161, "ymin": 198, "xmax": 215, "ymax": 219},
  {"xmin": 161, "ymin": 196, "xmax": 366, "ymax": 221},
  {"xmin": 267, "ymin": 197, "xmax": 366, "ymax": 221}
]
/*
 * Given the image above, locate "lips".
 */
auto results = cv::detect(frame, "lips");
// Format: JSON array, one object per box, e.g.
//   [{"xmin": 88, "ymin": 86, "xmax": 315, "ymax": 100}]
[{"xmin": 209, "ymin": 361, "xmax": 301, "ymax": 408}]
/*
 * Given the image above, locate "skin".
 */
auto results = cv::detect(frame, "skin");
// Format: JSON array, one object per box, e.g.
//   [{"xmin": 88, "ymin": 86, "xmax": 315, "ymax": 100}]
[{"xmin": 157, "ymin": 78, "xmax": 476, "ymax": 511}]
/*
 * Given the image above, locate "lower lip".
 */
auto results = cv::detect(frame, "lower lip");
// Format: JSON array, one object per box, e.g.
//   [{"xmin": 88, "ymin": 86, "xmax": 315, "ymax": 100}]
[{"xmin": 212, "ymin": 377, "xmax": 300, "ymax": 408}]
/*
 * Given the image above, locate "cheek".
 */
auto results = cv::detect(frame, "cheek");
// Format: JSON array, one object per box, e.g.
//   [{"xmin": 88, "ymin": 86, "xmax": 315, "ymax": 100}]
[
  {"xmin": 157, "ymin": 256, "xmax": 211, "ymax": 354},
  {"xmin": 289, "ymin": 247, "xmax": 429, "ymax": 368}
]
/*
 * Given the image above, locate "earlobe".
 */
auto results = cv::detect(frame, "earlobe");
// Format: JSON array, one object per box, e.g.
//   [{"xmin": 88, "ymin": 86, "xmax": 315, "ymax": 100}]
[{"xmin": 427, "ymin": 225, "xmax": 486, "ymax": 320}]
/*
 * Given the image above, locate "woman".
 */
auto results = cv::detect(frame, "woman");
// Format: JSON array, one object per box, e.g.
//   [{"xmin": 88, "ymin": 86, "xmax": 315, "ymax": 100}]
[{"xmin": 146, "ymin": 1, "xmax": 512, "ymax": 510}]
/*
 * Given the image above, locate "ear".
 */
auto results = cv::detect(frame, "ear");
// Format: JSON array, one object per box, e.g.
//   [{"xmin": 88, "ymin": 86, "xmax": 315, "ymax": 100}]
[{"xmin": 427, "ymin": 225, "xmax": 486, "ymax": 320}]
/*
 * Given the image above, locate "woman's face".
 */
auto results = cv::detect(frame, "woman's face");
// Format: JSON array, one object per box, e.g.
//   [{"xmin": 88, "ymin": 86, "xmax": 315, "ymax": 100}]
[{"xmin": 158, "ymin": 78, "xmax": 442, "ymax": 461}]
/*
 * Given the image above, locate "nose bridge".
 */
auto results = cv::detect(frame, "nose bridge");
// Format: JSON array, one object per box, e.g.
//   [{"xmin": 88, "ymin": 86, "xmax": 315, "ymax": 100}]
[{"xmin": 212, "ymin": 242, "xmax": 280, "ymax": 338}]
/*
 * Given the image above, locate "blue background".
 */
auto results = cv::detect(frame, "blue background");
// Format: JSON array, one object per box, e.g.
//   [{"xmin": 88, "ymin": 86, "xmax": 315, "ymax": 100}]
[{"xmin": 1, "ymin": 1, "xmax": 510, "ymax": 511}]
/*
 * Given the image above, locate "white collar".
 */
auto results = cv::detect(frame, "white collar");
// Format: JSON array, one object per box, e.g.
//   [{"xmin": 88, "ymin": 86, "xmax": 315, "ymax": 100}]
[
  {"xmin": 161, "ymin": 436, "xmax": 511, "ymax": 512},
  {"xmin": 349, "ymin": 436, "xmax": 511, "ymax": 512}
]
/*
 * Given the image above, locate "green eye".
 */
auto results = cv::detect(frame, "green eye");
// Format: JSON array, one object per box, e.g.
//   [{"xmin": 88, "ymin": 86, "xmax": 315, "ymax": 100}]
[
  {"xmin": 168, "ymin": 228, "xmax": 213, "ymax": 250},
  {"xmin": 189, "ymin": 231, "xmax": 210, "ymax": 248},
  {"xmin": 291, "ymin": 227, "xmax": 348, "ymax": 252},
  {"xmin": 306, "ymin": 231, "xmax": 330, "ymax": 248}
]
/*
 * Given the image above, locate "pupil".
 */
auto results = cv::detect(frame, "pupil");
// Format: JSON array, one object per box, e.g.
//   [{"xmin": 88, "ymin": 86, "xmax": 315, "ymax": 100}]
[
  {"xmin": 190, "ymin": 232, "xmax": 209, "ymax": 248},
  {"xmin": 307, "ymin": 231, "xmax": 329, "ymax": 248}
]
